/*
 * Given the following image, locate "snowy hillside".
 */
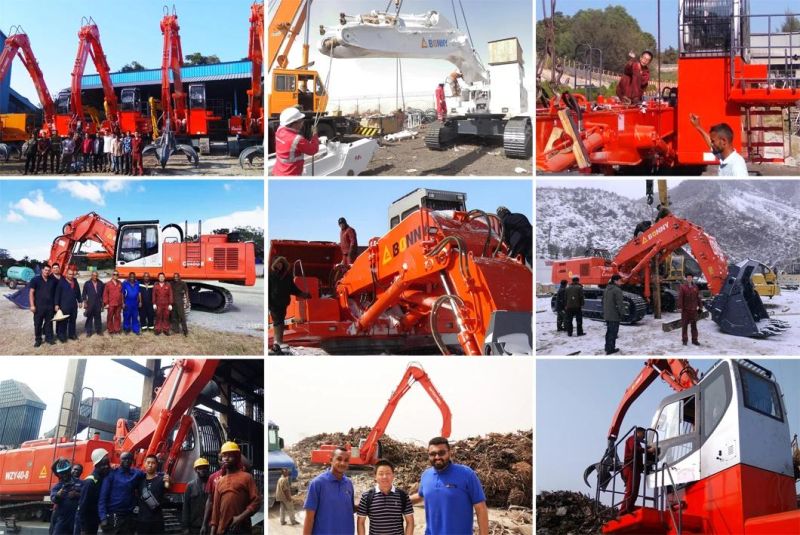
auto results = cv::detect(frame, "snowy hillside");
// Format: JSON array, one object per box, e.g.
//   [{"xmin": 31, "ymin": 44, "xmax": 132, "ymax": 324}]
[{"xmin": 536, "ymin": 181, "xmax": 800, "ymax": 265}]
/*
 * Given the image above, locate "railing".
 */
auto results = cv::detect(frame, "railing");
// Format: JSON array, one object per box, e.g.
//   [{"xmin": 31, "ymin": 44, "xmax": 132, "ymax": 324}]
[
  {"xmin": 656, "ymin": 461, "xmax": 683, "ymax": 534},
  {"xmin": 730, "ymin": 13, "xmax": 800, "ymax": 89}
]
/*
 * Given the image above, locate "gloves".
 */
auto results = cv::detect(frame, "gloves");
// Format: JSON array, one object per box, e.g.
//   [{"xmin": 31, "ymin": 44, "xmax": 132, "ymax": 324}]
[
  {"xmin": 153, "ymin": 304, "xmax": 157, "ymax": 310},
  {"xmin": 168, "ymin": 305, "xmax": 173, "ymax": 311}
]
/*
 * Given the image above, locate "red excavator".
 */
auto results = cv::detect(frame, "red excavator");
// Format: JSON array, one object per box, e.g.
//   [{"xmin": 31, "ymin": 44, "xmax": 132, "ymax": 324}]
[
  {"xmin": 0, "ymin": 359, "xmax": 220, "ymax": 517},
  {"xmin": 0, "ymin": 28, "xmax": 57, "ymax": 136},
  {"xmin": 585, "ymin": 359, "xmax": 800, "ymax": 534},
  {"xmin": 6, "ymin": 212, "xmax": 255, "ymax": 313},
  {"xmin": 54, "ymin": 18, "xmax": 120, "ymax": 136},
  {"xmin": 268, "ymin": 188, "xmax": 533, "ymax": 355},
  {"xmin": 310, "ymin": 363, "xmax": 451, "ymax": 466},
  {"xmin": 229, "ymin": 1, "xmax": 264, "ymax": 167}
]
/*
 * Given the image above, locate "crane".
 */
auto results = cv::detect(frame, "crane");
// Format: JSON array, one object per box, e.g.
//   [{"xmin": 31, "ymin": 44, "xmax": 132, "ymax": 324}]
[
  {"xmin": 0, "ymin": 28, "xmax": 57, "ymax": 135},
  {"xmin": 54, "ymin": 18, "xmax": 120, "ymax": 136},
  {"xmin": 310, "ymin": 363, "xmax": 451, "ymax": 466}
]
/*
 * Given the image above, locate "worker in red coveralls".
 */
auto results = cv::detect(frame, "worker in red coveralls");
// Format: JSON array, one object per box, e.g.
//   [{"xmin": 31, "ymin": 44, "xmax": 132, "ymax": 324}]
[
  {"xmin": 102, "ymin": 270, "xmax": 123, "ymax": 334},
  {"xmin": 152, "ymin": 272, "xmax": 173, "ymax": 336},
  {"xmin": 678, "ymin": 274, "xmax": 702, "ymax": 346},
  {"xmin": 620, "ymin": 427, "xmax": 655, "ymax": 515},
  {"xmin": 338, "ymin": 217, "xmax": 358, "ymax": 265},
  {"xmin": 616, "ymin": 50, "xmax": 653, "ymax": 105},
  {"xmin": 131, "ymin": 131, "xmax": 145, "ymax": 176},
  {"xmin": 435, "ymin": 83, "xmax": 447, "ymax": 121},
  {"xmin": 273, "ymin": 107, "xmax": 319, "ymax": 176}
]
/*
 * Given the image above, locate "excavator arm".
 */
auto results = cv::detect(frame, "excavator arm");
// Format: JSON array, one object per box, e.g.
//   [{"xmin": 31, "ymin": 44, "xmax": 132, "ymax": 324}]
[
  {"xmin": 310, "ymin": 363, "xmax": 451, "ymax": 465},
  {"xmin": 584, "ymin": 359, "xmax": 699, "ymax": 488},
  {"xmin": 0, "ymin": 30, "xmax": 57, "ymax": 131},
  {"xmin": 69, "ymin": 19, "xmax": 119, "ymax": 130},
  {"xmin": 247, "ymin": 2, "xmax": 264, "ymax": 135},
  {"xmin": 48, "ymin": 212, "xmax": 119, "ymax": 270},
  {"xmin": 159, "ymin": 7, "xmax": 187, "ymax": 133}
]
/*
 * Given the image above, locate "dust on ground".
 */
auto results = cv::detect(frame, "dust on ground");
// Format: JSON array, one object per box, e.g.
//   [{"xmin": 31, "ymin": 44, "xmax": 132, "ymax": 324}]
[
  {"xmin": 0, "ymin": 153, "xmax": 262, "ymax": 176},
  {"xmin": 268, "ymin": 429, "xmax": 533, "ymax": 534},
  {"xmin": 354, "ymin": 124, "xmax": 532, "ymax": 176}
]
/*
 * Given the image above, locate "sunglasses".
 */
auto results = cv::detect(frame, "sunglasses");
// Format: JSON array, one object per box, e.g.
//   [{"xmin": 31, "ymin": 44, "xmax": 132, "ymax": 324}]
[
  {"xmin": 113, "ymin": 273, "xmax": 119, "ymax": 277},
  {"xmin": 428, "ymin": 450, "xmax": 448, "ymax": 458}
]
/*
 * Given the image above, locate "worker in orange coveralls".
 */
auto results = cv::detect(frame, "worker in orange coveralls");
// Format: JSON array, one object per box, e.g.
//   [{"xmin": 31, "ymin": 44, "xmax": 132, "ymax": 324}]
[
  {"xmin": 616, "ymin": 50, "xmax": 653, "ymax": 105},
  {"xmin": 338, "ymin": 217, "xmax": 358, "ymax": 265},
  {"xmin": 620, "ymin": 427, "xmax": 655, "ymax": 515},
  {"xmin": 102, "ymin": 270, "xmax": 123, "ymax": 334},
  {"xmin": 152, "ymin": 272, "xmax": 173, "ymax": 336},
  {"xmin": 435, "ymin": 83, "xmax": 447, "ymax": 121},
  {"xmin": 273, "ymin": 107, "xmax": 319, "ymax": 176}
]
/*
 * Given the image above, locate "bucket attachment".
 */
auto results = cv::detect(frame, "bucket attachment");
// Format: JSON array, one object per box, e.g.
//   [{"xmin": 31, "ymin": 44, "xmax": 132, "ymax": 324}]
[
  {"xmin": 483, "ymin": 310, "xmax": 532, "ymax": 355},
  {"xmin": 710, "ymin": 260, "xmax": 790, "ymax": 338},
  {"xmin": 5, "ymin": 282, "xmax": 33, "ymax": 308}
]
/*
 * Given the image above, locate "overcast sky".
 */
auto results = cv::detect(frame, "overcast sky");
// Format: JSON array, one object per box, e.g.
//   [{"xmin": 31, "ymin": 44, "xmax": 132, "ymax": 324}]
[
  {"xmin": 536, "ymin": 178, "xmax": 685, "ymax": 200},
  {"xmin": 1, "ymin": 358, "xmax": 157, "ymax": 439},
  {"xmin": 269, "ymin": 357, "xmax": 533, "ymax": 447}
]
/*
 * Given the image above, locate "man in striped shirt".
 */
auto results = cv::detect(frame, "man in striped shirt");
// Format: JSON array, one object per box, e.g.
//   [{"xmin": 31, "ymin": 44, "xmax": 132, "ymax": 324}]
[{"xmin": 356, "ymin": 460, "xmax": 414, "ymax": 535}]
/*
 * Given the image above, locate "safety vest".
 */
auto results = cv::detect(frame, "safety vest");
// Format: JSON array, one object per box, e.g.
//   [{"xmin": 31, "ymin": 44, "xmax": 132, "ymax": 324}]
[{"xmin": 273, "ymin": 126, "xmax": 319, "ymax": 176}]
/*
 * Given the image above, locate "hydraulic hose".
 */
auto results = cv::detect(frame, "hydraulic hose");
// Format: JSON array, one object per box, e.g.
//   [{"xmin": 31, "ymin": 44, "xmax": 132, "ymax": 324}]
[
  {"xmin": 425, "ymin": 236, "xmax": 470, "ymax": 281},
  {"xmin": 430, "ymin": 294, "xmax": 466, "ymax": 355}
]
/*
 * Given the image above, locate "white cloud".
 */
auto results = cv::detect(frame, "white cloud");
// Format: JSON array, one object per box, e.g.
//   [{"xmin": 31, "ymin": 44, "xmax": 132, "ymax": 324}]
[
  {"xmin": 5, "ymin": 210, "xmax": 25, "ymax": 223},
  {"xmin": 102, "ymin": 180, "xmax": 126, "ymax": 193},
  {"xmin": 223, "ymin": 183, "xmax": 233, "ymax": 191},
  {"xmin": 186, "ymin": 207, "xmax": 264, "ymax": 235},
  {"xmin": 13, "ymin": 190, "xmax": 62, "ymax": 220},
  {"xmin": 57, "ymin": 181, "xmax": 105, "ymax": 205}
]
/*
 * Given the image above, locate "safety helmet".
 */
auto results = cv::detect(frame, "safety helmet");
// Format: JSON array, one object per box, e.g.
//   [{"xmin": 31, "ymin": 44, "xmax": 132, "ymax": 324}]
[
  {"xmin": 220, "ymin": 441, "xmax": 240, "ymax": 454},
  {"xmin": 52, "ymin": 458, "xmax": 72, "ymax": 474},
  {"xmin": 279, "ymin": 107, "xmax": 305, "ymax": 127},
  {"xmin": 193, "ymin": 457, "xmax": 210, "ymax": 468},
  {"xmin": 91, "ymin": 448, "xmax": 110, "ymax": 465}
]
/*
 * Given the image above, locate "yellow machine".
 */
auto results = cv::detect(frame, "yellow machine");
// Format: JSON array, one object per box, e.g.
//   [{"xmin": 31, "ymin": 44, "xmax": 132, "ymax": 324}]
[
  {"xmin": 750, "ymin": 262, "xmax": 781, "ymax": 298},
  {"xmin": 0, "ymin": 113, "xmax": 28, "ymax": 143}
]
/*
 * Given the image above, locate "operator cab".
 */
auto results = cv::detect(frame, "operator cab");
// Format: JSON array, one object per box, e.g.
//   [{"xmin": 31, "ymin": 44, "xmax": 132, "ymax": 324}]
[
  {"xmin": 115, "ymin": 220, "xmax": 163, "ymax": 268},
  {"xmin": 680, "ymin": 0, "xmax": 748, "ymax": 57},
  {"xmin": 120, "ymin": 88, "xmax": 142, "ymax": 112},
  {"xmin": 188, "ymin": 84, "xmax": 207, "ymax": 110},
  {"xmin": 56, "ymin": 89, "xmax": 71, "ymax": 115},
  {"xmin": 388, "ymin": 188, "xmax": 467, "ymax": 229}
]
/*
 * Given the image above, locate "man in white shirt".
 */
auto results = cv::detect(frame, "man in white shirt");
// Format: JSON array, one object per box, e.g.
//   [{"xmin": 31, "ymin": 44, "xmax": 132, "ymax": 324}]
[{"xmin": 689, "ymin": 113, "xmax": 748, "ymax": 177}]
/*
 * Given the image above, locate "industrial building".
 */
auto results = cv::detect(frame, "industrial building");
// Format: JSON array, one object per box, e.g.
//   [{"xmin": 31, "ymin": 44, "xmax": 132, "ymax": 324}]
[{"xmin": 0, "ymin": 379, "xmax": 45, "ymax": 447}]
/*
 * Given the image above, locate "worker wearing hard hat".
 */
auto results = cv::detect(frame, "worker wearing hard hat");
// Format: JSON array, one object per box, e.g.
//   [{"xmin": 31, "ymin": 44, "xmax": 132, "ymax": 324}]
[
  {"xmin": 50, "ymin": 458, "xmax": 83, "ymax": 535},
  {"xmin": 273, "ymin": 107, "xmax": 319, "ymax": 176},
  {"xmin": 182, "ymin": 458, "xmax": 211, "ymax": 534},
  {"xmin": 75, "ymin": 448, "xmax": 112, "ymax": 535},
  {"xmin": 209, "ymin": 441, "xmax": 262, "ymax": 535}
]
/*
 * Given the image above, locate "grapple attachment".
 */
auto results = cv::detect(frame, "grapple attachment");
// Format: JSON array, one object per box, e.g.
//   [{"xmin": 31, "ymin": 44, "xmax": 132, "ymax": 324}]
[
  {"xmin": 143, "ymin": 125, "xmax": 199, "ymax": 169},
  {"xmin": 584, "ymin": 442, "xmax": 620, "ymax": 489},
  {"xmin": 710, "ymin": 260, "xmax": 790, "ymax": 338},
  {"xmin": 239, "ymin": 144, "xmax": 263, "ymax": 168}
]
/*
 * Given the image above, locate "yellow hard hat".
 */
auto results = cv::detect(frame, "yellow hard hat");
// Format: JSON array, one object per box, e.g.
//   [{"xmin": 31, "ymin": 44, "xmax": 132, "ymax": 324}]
[
  {"xmin": 193, "ymin": 457, "xmax": 210, "ymax": 468},
  {"xmin": 220, "ymin": 441, "xmax": 240, "ymax": 454}
]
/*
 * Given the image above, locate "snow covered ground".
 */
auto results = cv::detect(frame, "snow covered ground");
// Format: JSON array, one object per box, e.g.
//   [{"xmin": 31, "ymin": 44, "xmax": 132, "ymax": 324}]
[{"xmin": 536, "ymin": 290, "xmax": 800, "ymax": 356}]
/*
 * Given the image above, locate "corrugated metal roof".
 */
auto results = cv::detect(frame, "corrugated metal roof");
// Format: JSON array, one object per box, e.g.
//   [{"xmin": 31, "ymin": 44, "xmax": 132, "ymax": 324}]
[
  {"xmin": 82, "ymin": 60, "xmax": 254, "ymax": 89},
  {"xmin": 0, "ymin": 379, "xmax": 47, "ymax": 409}
]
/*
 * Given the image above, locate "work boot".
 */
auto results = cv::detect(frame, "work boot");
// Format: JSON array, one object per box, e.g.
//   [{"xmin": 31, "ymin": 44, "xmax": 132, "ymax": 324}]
[
  {"xmin": 34, "ymin": 340, "xmax": 42, "ymax": 348},
  {"xmin": 577, "ymin": 332, "xmax": 586, "ymax": 336},
  {"xmin": 606, "ymin": 348, "xmax": 620, "ymax": 355},
  {"xmin": 47, "ymin": 339, "xmax": 56, "ymax": 345},
  {"xmin": 270, "ymin": 343, "xmax": 284, "ymax": 355},
  {"xmin": 692, "ymin": 340, "xmax": 700, "ymax": 345},
  {"xmin": 164, "ymin": 331, "xmax": 170, "ymax": 336},
  {"xmin": 682, "ymin": 340, "xmax": 687, "ymax": 346},
  {"xmin": 87, "ymin": 332, "xmax": 93, "ymax": 338}
]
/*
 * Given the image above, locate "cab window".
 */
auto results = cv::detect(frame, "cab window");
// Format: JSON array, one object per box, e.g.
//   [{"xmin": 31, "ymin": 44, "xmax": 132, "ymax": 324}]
[
  {"xmin": 119, "ymin": 228, "xmax": 143, "ymax": 262},
  {"xmin": 275, "ymin": 75, "xmax": 296, "ymax": 92},
  {"xmin": 741, "ymin": 368, "xmax": 783, "ymax": 420}
]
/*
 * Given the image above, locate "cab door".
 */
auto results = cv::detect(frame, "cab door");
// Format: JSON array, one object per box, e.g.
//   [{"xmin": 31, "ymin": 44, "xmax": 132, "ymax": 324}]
[{"xmin": 116, "ymin": 224, "xmax": 162, "ymax": 270}]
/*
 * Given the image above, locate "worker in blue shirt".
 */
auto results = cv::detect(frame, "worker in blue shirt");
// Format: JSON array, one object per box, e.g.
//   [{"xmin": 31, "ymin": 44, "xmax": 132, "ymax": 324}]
[
  {"xmin": 411, "ymin": 437, "xmax": 489, "ymax": 535},
  {"xmin": 50, "ymin": 458, "xmax": 83, "ymax": 535},
  {"xmin": 98, "ymin": 452, "xmax": 145, "ymax": 534},
  {"xmin": 121, "ymin": 272, "xmax": 142, "ymax": 335},
  {"xmin": 303, "ymin": 446, "xmax": 355, "ymax": 535}
]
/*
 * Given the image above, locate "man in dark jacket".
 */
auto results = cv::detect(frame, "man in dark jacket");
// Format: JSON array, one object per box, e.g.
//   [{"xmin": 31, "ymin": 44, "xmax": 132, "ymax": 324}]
[
  {"xmin": 182, "ymin": 458, "xmax": 210, "ymax": 534},
  {"xmin": 75, "ymin": 448, "xmax": 112, "ymax": 535},
  {"xmin": 338, "ymin": 217, "xmax": 358, "ymax": 265},
  {"xmin": 171, "ymin": 273, "xmax": 190, "ymax": 336},
  {"xmin": 497, "ymin": 206, "xmax": 533, "ymax": 266},
  {"xmin": 29, "ymin": 263, "xmax": 58, "ymax": 347},
  {"xmin": 139, "ymin": 272, "xmax": 155, "ymax": 331},
  {"xmin": 678, "ymin": 274, "xmax": 702, "ymax": 346},
  {"xmin": 54, "ymin": 266, "xmax": 81, "ymax": 342},
  {"xmin": 23, "ymin": 132, "xmax": 38, "ymax": 175},
  {"xmin": 136, "ymin": 454, "xmax": 170, "ymax": 534},
  {"xmin": 555, "ymin": 280, "xmax": 568, "ymax": 332},
  {"xmin": 98, "ymin": 452, "xmax": 144, "ymax": 534},
  {"xmin": 603, "ymin": 274, "xmax": 626, "ymax": 354},
  {"xmin": 82, "ymin": 270, "xmax": 104, "ymax": 336},
  {"xmin": 564, "ymin": 277, "xmax": 585, "ymax": 337},
  {"xmin": 49, "ymin": 459, "xmax": 82, "ymax": 535},
  {"xmin": 269, "ymin": 256, "xmax": 311, "ymax": 355}
]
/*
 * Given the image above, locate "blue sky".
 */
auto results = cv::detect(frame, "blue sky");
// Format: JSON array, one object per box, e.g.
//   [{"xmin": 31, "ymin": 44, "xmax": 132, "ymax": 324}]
[
  {"xmin": 267, "ymin": 179, "xmax": 532, "ymax": 241},
  {"xmin": 0, "ymin": 179, "xmax": 264, "ymax": 261},
  {"xmin": 537, "ymin": 358, "xmax": 800, "ymax": 495},
  {"xmin": 3, "ymin": 0, "xmax": 257, "ymax": 104},
  {"xmin": 536, "ymin": 0, "xmax": 798, "ymax": 50}
]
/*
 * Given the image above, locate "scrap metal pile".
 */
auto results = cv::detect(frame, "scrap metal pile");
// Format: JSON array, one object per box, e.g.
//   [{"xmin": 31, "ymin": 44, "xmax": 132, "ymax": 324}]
[
  {"xmin": 288, "ymin": 427, "xmax": 533, "ymax": 508},
  {"xmin": 536, "ymin": 491, "xmax": 616, "ymax": 535}
]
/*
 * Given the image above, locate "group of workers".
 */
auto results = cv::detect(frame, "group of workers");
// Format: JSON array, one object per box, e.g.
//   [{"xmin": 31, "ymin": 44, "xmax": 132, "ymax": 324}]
[
  {"xmin": 275, "ymin": 436, "xmax": 489, "ymax": 535},
  {"xmin": 555, "ymin": 273, "xmax": 704, "ymax": 354},
  {"xmin": 21, "ymin": 128, "xmax": 148, "ymax": 176},
  {"xmin": 47, "ymin": 441, "xmax": 261, "ymax": 535},
  {"xmin": 28, "ymin": 263, "xmax": 191, "ymax": 347}
]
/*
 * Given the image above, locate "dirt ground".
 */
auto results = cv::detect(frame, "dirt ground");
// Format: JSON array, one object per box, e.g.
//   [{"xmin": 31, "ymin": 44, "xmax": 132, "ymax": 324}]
[
  {"xmin": 0, "ymin": 153, "xmax": 262, "ymax": 176},
  {"xmin": 356, "ymin": 124, "xmax": 532, "ymax": 176},
  {"xmin": 0, "ymin": 277, "xmax": 264, "ymax": 356}
]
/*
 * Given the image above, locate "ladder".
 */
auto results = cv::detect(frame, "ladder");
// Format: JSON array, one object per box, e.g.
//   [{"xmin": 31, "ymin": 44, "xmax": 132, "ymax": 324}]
[{"xmin": 742, "ymin": 106, "xmax": 787, "ymax": 163}]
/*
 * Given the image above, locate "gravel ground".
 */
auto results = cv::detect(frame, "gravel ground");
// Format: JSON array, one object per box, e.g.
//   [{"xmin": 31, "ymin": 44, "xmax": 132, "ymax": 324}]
[{"xmin": 355, "ymin": 124, "xmax": 532, "ymax": 177}]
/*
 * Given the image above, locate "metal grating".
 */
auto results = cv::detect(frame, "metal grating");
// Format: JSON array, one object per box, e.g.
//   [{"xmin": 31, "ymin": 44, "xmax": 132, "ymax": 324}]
[{"xmin": 213, "ymin": 248, "xmax": 239, "ymax": 271}]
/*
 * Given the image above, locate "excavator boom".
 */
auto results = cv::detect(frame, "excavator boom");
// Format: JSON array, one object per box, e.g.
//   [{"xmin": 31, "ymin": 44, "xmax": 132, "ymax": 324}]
[
  {"xmin": 310, "ymin": 363, "xmax": 451, "ymax": 465},
  {"xmin": 68, "ymin": 19, "xmax": 119, "ymax": 131},
  {"xmin": 49, "ymin": 212, "xmax": 119, "ymax": 269},
  {"xmin": 0, "ymin": 31, "xmax": 57, "ymax": 131},
  {"xmin": 247, "ymin": 2, "xmax": 264, "ymax": 136}
]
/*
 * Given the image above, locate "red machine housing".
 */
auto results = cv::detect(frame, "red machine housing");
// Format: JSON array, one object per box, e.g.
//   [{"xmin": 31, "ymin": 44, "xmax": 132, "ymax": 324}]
[{"xmin": 230, "ymin": 2, "xmax": 264, "ymax": 137}]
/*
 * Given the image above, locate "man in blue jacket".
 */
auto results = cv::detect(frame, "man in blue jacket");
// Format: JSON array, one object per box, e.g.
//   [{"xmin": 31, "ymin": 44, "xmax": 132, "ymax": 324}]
[
  {"xmin": 54, "ymin": 267, "xmax": 82, "ymax": 342},
  {"xmin": 121, "ymin": 272, "xmax": 142, "ymax": 335},
  {"xmin": 49, "ymin": 458, "xmax": 82, "ymax": 535},
  {"xmin": 81, "ymin": 271, "xmax": 105, "ymax": 337},
  {"xmin": 98, "ymin": 452, "xmax": 144, "ymax": 534}
]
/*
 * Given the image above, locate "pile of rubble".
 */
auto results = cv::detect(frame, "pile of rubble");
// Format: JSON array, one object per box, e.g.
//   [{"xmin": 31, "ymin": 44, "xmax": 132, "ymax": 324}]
[
  {"xmin": 288, "ymin": 428, "xmax": 533, "ymax": 508},
  {"xmin": 536, "ymin": 491, "xmax": 616, "ymax": 535}
]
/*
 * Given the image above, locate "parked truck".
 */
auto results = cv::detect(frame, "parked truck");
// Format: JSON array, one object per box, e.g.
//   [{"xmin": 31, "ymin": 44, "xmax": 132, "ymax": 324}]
[{"xmin": 267, "ymin": 420, "xmax": 298, "ymax": 507}]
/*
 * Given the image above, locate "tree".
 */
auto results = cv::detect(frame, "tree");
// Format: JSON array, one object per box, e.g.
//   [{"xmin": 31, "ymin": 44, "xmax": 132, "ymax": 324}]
[
  {"xmin": 184, "ymin": 53, "xmax": 221, "ymax": 66},
  {"xmin": 120, "ymin": 61, "xmax": 147, "ymax": 72},
  {"xmin": 214, "ymin": 226, "xmax": 264, "ymax": 262},
  {"xmin": 661, "ymin": 46, "xmax": 679, "ymax": 64},
  {"xmin": 0, "ymin": 248, "xmax": 9, "ymax": 260},
  {"xmin": 781, "ymin": 12, "xmax": 800, "ymax": 33}
]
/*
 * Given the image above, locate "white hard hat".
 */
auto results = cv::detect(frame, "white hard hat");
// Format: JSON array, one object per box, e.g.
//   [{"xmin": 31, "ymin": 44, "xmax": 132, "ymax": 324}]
[
  {"xmin": 280, "ymin": 107, "xmax": 305, "ymax": 127},
  {"xmin": 91, "ymin": 448, "xmax": 109, "ymax": 464}
]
